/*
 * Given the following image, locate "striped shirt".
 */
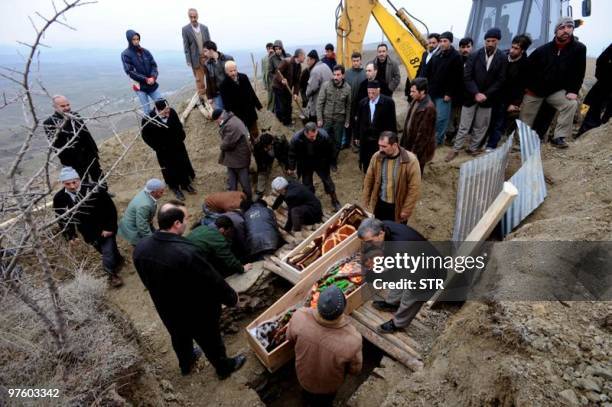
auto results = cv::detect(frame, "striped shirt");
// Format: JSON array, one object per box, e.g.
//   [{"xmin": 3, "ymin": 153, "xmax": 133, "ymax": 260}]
[{"xmin": 379, "ymin": 153, "xmax": 400, "ymax": 203}]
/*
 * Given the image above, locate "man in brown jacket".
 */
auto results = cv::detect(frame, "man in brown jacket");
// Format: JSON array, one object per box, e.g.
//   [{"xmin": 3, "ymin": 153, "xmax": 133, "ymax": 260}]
[
  {"xmin": 401, "ymin": 78, "xmax": 437, "ymax": 175},
  {"xmin": 272, "ymin": 49, "xmax": 305, "ymax": 125},
  {"xmin": 363, "ymin": 131, "xmax": 421, "ymax": 223},
  {"xmin": 287, "ymin": 285, "xmax": 362, "ymax": 406},
  {"xmin": 213, "ymin": 109, "xmax": 253, "ymax": 201}
]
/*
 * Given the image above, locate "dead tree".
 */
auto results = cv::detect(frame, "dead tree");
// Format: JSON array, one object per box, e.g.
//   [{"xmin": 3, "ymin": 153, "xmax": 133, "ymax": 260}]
[{"xmin": 0, "ymin": 0, "xmax": 162, "ymax": 352}]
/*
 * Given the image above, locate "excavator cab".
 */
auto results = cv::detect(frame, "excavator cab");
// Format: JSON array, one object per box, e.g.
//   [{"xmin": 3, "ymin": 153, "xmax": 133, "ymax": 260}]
[{"xmin": 465, "ymin": 0, "xmax": 590, "ymax": 51}]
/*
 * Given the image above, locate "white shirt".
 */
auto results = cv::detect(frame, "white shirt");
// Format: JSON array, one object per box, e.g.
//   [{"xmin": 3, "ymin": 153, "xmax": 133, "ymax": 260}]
[
  {"xmin": 426, "ymin": 46, "xmax": 439, "ymax": 64},
  {"xmin": 485, "ymin": 49, "xmax": 497, "ymax": 71},
  {"xmin": 369, "ymin": 96, "xmax": 380, "ymax": 122},
  {"xmin": 191, "ymin": 24, "xmax": 200, "ymax": 34}
]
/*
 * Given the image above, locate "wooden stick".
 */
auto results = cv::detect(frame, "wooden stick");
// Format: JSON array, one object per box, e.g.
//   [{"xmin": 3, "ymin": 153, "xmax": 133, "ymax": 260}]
[
  {"xmin": 351, "ymin": 310, "xmax": 421, "ymax": 359},
  {"xmin": 276, "ymin": 69, "xmax": 303, "ymax": 113},
  {"xmin": 428, "ymin": 182, "xmax": 518, "ymax": 306},
  {"xmin": 250, "ymin": 53, "xmax": 258, "ymax": 92},
  {"xmin": 349, "ymin": 315, "xmax": 423, "ymax": 371}
]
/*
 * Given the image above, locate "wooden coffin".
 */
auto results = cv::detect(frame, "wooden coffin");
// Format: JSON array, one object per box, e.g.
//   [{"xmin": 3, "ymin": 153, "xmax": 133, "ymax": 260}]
[
  {"xmin": 276, "ymin": 203, "xmax": 371, "ymax": 284},
  {"xmin": 246, "ymin": 235, "xmax": 366, "ymax": 372}
]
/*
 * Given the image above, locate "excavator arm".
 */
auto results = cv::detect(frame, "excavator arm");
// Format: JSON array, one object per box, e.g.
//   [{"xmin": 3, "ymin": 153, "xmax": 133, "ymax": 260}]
[{"xmin": 336, "ymin": 0, "xmax": 427, "ymax": 81}]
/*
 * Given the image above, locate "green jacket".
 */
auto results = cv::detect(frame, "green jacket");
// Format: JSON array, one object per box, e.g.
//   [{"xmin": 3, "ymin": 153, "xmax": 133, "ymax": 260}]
[
  {"xmin": 186, "ymin": 225, "xmax": 244, "ymax": 277},
  {"xmin": 118, "ymin": 189, "xmax": 156, "ymax": 245},
  {"xmin": 316, "ymin": 80, "xmax": 352, "ymax": 126}
]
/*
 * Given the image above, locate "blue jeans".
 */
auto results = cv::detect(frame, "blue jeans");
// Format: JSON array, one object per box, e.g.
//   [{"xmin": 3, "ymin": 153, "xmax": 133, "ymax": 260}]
[
  {"xmin": 486, "ymin": 103, "xmax": 506, "ymax": 149},
  {"xmin": 135, "ymin": 89, "xmax": 163, "ymax": 115},
  {"xmin": 434, "ymin": 98, "xmax": 452, "ymax": 145},
  {"xmin": 213, "ymin": 95, "xmax": 224, "ymax": 110}
]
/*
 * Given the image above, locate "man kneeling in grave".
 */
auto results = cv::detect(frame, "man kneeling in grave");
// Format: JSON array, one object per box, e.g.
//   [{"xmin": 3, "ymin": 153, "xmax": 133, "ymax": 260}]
[{"xmin": 357, "ymin": 218, "xmax": 447, "ymax": 333}]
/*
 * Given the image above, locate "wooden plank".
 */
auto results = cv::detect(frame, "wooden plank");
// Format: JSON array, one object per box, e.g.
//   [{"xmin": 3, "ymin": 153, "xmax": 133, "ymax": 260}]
[
  {"xmin": 351, "ymin": 310, "xmax": 421, "ymax": 359},
  {"xmin": 349, "ymin": 316, "xmax": 424, "ymax": 372},
  {"xmin": 180, "ymin": 92, "xmax": 199, "ymax": 124},
  {"xmin": 429, "ymin": 182, "xmax": 518, "ymax": 306},
  {"xmin": 358, "ymin": 304, "xmax": 421, "ymax": 351}
]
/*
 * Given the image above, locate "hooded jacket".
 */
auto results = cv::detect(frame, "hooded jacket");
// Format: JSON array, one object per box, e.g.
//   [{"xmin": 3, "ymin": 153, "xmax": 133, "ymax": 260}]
[
  {"xmin": 305, "ymin": 61, "xmax": 333, "ymax": 117},
  {"xmin": 121, "ymin": 30, "xmax": 159, "ymax": 93},
  {"xmin": 218, "ymin": 112, "xmax": 252, "ymax": 169}
]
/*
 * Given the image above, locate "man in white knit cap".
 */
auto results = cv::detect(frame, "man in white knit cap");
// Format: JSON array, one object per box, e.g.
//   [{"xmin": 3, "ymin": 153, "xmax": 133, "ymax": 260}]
[{"xmin": 53, "ymin": 166, "xmax": 124, "ymax": 287}]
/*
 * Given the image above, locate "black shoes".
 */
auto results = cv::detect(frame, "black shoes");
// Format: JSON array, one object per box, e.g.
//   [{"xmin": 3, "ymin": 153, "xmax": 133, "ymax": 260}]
[
  {"xmin": 376, "ymin": 319, "xmax": 401, "ymax": 334},
  {"xmin": 180, "ymin": 347, "xmax": 202, "ymax": 376},
  {"xmin": 184, "ymin": 184, "xmax": 197, "ymax": 194},
  {"xmin": 372, "ymin": 300, "xmax": 399, "ymax": 313},
  {"xmin": 551, "ymin": 137, "xmax": 569, "ymax": 149},
  {"xmin": 172, "ymin": 188, "xmax": 185, "ymax": 201},
  {"xmin": 217, "ymin": 354, "xmax": 247, "ymax": 380}
]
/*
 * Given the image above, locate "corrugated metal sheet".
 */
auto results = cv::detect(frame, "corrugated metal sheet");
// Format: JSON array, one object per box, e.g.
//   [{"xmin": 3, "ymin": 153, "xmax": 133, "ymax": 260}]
[
  {"xmin": 515, "ymin": 119, "xmax": 541, "ymax": 163},
  {"xmin": 452, "ymin": 136, "xmax": 513, "ymax": 242},
  {"xmin": 501, "ymin": 120, "xmax": 547, "ymax": 236}
]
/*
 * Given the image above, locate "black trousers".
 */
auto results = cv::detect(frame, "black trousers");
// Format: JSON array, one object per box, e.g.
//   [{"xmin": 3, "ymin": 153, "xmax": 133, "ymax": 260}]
[
  {"xmin": 92, "ymin": 235, "xmax": 122, "ymax": 275},
  {"xmin": 170, "ymin": 315, "xmax": 233, "ymax": 376},
  {"xmin": 73, "ymin": 157, "xmax": 106, "ymax": 188},
  {"xmin": 285, "ymin": 205, "xmax": 322, "ymax": 232},
  {"xmin": 374, "ymin": 200, "xmax": 395, "ymax": 222},
  {"xmin": 302, "ymin": 389, "xmax": 336, "ymax": 407},
  {"xmin": 580, "ymin": 92, "xmax": 611, "ymax": 134},
  {"xmin": 301, "ymin": 167, "xmax": 335, "ymax": 194},
  {"xmin": 273, "ymin": 88, "xmax": 292, "ymax": 125}
]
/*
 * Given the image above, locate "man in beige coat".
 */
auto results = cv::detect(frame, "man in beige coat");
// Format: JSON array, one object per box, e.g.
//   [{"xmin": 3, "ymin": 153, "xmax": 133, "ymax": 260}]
[
  {"xmin": 363, "ymin": 131, "xmax": 421, "ymax": 223},
  {"xmin": 287, "ymin": 285, "xmax": 362, "ymax": 406}
]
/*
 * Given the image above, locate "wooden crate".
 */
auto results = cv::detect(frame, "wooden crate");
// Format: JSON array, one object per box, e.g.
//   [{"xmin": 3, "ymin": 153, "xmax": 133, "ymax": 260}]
[
  {"xmin": 276, "ymin": 203, "xmax": 371, "ymax": 284},
  {"xmin": 246, "ymin": 235, "xmax": 366, "ymax": 372}
]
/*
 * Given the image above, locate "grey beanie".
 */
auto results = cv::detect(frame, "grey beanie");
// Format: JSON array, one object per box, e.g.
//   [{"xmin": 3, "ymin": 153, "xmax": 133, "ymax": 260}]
[
  {"xmin": 555, "ymin": 17, "xmax": 574, "ymax": 31},
  {"xmin": 271, "ymin": 176, "xmax": 288, "ymax": 192},
  {"xmin": 59, "ymin": 166, "xmax": 80, "ymax": 182},
  {"xmin": 145, "ymin": 178, "xmax": 164, "ymax": 193},
  {"xmin": 317, "ymin": 285, "xmax": 346, "ymax": 321}
]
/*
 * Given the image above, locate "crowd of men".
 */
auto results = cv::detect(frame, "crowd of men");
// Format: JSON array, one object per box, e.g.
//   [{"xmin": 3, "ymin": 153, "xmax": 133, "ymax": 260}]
[{"xmin": 43, "ymin": 7, "xmax": 610, "ymax": 405}]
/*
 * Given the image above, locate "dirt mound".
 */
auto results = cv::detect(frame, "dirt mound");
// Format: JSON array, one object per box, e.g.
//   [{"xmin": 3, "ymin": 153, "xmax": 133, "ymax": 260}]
[{"xmin": 349, "ymin": 123, "xmax": 612, "ymax": 406}]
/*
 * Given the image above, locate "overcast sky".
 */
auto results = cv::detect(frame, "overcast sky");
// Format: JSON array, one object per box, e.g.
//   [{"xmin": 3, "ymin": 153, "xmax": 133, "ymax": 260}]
[{"xmin": 0, "ymin": 0, "xmax": 609, "ymax": 55}]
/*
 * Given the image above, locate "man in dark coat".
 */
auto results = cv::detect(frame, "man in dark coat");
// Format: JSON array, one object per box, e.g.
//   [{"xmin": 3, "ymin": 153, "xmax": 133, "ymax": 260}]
[
  {"xmin": 520, "ymin": 17, "xmax": 587, "ymax": 148},
  {"xmin": 321, "ymin": 43, "xmax": 337, "ymax": 71},
  {"xmin": 401, "ymin": 78, "xmax": 437, "ymax": 175},
  {"xmin": 272, "ymin": 49, "xmax": 305, "ymax": 126},
  {"xmin": 44, "ymin": 95, "xmax": 104, "ymax": 185},
  {"xmin": 354, "ymin": 63, "xmax": 392, "ymax": 116},
  {"xmin": 213, "ymin": 109, "xmax": 253, "ymax": 201},
  {"xmin": 203, "ymin": 40, "xmax": 234, "ymax": 110},
  {"xmin": 372, "ymin": 43, "xmax": 401, "ymax": 92},
  {"xmin": 421, "ymin": 31, "xmax": 463, "ymax": 145},
  {"xmin": 133, "ymin": 201, "xmax": 246, "ymax": 378},
  {"xmin": 485, "ymin": 34, "xmax": 532, "ymax": 150},
  {"xmin": 142, "ymin": 99, "xmax": 196, "ymax": 201},
  {"xmin": 357, "ymin": 218, "xmax": 446, "ymax": 332},
  {"xmin": 53, "ymin": 167, "xmax": 123, "ymax": 287},
  {"xmin": 445, "ymin": 28, "xmax": 507, "ymax": 161},
  {"xmin": 271, "ymin": 177, "xmax": 323, "ymax": 232},
  {"xmin": 405, "ymin": 33, "xmax": 440, "ymax": 99},
  {"xmin": 577, "ymin": 43, "xmax": 611, "ymax": 136},
  {"xmin": 288, "ymin": 122, "xmax": 341, "ymax": 210},
  {"xmin": 121, "ymin": 30, "xmax": 162, "ymax": 115},
  {"xmin": 220, "ymin": 61, "xmax": 263, "ymax": 140},
  {"xmin": 243, "ymin": 199, "xmax": 281, "ymax": 259},
  {"xmin": 355, "ymin": 80, "xmax": 397, "ymax": 172}
]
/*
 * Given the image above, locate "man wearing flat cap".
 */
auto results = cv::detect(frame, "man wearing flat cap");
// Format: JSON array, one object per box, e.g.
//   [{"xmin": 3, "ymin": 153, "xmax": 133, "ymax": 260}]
[
  {"xmin": 287, "ymin": 285, "xmax": 362, "ymax": 406},
  {"xmin": 520, "ymin": 17, "xmax": 586, "ymax": 149},
  {"xmin": 446, "ymin": 27, "xmax": 507, "ymax": 162},
  {"xmin": 118, "ymin": 178, "xmax": 165, "ymax": 246},
  {"xmin": 53, "ymin": 166, "xmax": 124, "ymax": 287}
]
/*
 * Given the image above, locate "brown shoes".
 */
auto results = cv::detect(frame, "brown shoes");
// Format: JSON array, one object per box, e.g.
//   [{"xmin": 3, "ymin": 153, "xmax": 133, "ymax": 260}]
[{"xmin": 109, "ymin": 273, "xmax": 124, "ymax": 288}]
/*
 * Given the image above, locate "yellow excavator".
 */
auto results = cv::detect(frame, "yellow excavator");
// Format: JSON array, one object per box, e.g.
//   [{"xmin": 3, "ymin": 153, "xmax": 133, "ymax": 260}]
[{"xmin": 335, "ymin": 0, "xmax": 593, "ymax": 82}]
